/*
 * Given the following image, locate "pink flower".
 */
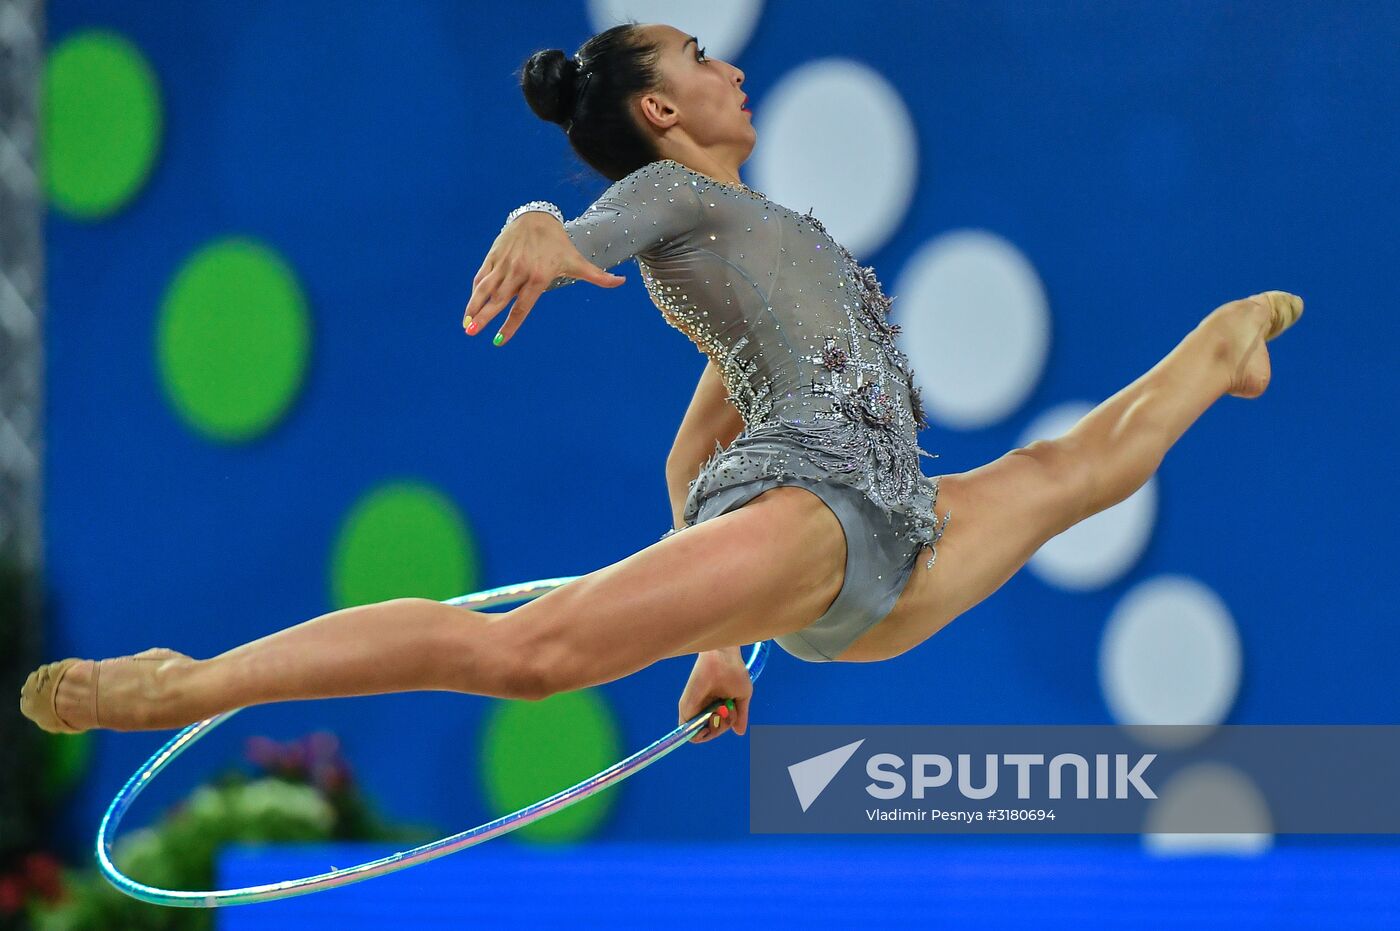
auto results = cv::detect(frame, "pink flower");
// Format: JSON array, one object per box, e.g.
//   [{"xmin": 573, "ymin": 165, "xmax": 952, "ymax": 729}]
[
  {"xmin": 244, "ymin": 736, "xmax": 281, "ymax": 769},
  {"xmin": 21, "ymin": 853, "xmax": 65, "ymax": 904},
  {"xmin": 280, "ymin": 743, "xmax": 308, "ymax": 771}
]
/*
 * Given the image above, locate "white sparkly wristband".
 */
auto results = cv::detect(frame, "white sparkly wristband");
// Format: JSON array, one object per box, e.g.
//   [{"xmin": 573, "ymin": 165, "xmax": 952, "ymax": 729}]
[{"xmin": 502, "ymin": 201, "xmax": 564, "ymax": 233}]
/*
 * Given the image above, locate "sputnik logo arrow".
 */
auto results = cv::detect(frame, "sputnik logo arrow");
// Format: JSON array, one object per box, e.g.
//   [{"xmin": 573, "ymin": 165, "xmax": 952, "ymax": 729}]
[{"xmin": 787, "ymin": 739, "xmax": 865, "ymax": 812}]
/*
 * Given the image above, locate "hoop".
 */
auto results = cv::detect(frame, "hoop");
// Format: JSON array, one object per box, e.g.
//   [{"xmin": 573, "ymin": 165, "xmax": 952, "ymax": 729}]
[{"xmin": 96, "ymin": 575, "xmax": 771, "ymax": 908}]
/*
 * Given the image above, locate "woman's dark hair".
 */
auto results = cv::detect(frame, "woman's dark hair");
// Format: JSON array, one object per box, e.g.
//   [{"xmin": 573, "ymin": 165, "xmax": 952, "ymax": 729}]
[{"xmin": 519, "ymin": 21, "xmax": 667, "ymax": 183}]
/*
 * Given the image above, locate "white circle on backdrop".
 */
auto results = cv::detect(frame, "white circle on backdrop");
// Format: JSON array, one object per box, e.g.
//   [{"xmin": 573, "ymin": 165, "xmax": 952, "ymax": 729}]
[
  {"xmin": 587, "ymin": 0, "xmax": 763, "ymax": 64},
  {"xmin": 1020, "ymin": 402, "xmax": 1157, "ymax": 590},
  {"xmin": 747, "ymin": 58, "xmax": 917, "ymax": 258},
  {"xmin": 891, "ymin": 231, "xmax": 1051, "ymax": 430},
  {"xmin": 1142, "ymin": 762, "xmax": 1273, "ymax": 856},
  {"xmin": 1100, "ymin": 575, "xmax": 1242, "ymax": 745}
]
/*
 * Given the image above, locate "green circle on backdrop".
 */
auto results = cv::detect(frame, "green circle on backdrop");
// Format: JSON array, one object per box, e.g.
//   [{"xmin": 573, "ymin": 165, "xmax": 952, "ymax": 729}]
[
  {"xmin": 42, "ymin": 29, "xmax": 162, "ymax": 218},
  {"xmin": 330, "ymin": 482, "xmax": 480, "ymax": 608},
  {"xmin": 157, "ymin": 237, "xmax": 310, "ymax": 442},
  {"xmin": 480, "ymin": 690, "xmax": 622, "ymax": 843}
]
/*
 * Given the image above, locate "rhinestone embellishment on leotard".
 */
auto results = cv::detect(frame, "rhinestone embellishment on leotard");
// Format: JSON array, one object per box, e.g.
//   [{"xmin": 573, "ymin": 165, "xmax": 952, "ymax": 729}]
[
  {"xmin": 542, "ymin": 158, "xmax": 952, "ymax": 569},
  {"xmin": 818, "ymin": 335, "xmax": 850, "ymax": 373},
  {"xmin": 800, "ymin": 209, "xmax": 931, "ymax": 433}
]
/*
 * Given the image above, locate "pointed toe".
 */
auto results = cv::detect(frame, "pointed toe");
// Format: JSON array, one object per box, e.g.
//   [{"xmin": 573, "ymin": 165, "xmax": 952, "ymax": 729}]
[
  {"xmin": 1258, "ymin": 290, "xmax": 1304, "ymax": 341},
  {"xmin": 19, "ymin": 658, "xmax": 86, "ymax": 734}
]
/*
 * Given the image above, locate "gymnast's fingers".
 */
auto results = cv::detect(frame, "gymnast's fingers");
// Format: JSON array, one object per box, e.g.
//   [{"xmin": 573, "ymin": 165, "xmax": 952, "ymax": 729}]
[
  {"xmin": 689, "ymin": 709, "xmax": 718, "ymax": 743},
  {"xmin": 492, "ymin": 278, "xmax": 546, "ymax": 347},
  {"xmin": 464, "ymin": 265, "xmax": 499, "ymax": 326},
  {"xmin": 701, "ymin": 699, "xmax": 738, "ymax": 742},
  {"xmin": 719, "ymin": 697, "xmax": 742, "ymax": 737},
  {"xmin": 732, "ymin": 696, "xmax": 748, "ymax": 736},
  {"xmin": 685, "ymin": 701, "xmax": 721, "ymax": 743},
  {"xmin": 466, "ymin": 267, "xmax": 528, "ymax": 337}
]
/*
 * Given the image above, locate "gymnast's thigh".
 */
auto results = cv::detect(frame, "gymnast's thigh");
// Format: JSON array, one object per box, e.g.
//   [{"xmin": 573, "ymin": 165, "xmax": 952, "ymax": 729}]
[
  {"xmin": 488, "ymin": 478, "xmax": 847, "ymax": 695},
  {"xmin": 852, "ymin": 445, "xmax": 1090, "ymax": 660},
  {"xmin": 667, "ymin": 478, "xmax": 851, "ymax": 654}
]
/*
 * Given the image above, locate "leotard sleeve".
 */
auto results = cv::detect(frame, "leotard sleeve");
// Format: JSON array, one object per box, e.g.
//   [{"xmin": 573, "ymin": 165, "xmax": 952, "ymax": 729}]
[{"xmin": 507, "ymin": 160, "xmax": 704, "ymax": 292}]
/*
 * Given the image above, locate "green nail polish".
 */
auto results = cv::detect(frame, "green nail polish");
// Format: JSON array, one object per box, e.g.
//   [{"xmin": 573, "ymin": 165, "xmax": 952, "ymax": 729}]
[{"xmin": 493, "ymin": 333, "xmax": 504, "ymax": 346}]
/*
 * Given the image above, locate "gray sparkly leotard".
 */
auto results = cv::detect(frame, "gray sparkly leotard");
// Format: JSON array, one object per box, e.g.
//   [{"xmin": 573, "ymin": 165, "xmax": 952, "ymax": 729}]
[{"xmin": 523, "ymin": 157, "xmax": 952, "ymax": 661}]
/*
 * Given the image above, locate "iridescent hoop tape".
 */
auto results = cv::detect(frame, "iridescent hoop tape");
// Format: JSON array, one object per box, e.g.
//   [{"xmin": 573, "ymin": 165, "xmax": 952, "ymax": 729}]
[{"xmin": 97, "ymin": 576, "xmax": 771, "ymax": 908}]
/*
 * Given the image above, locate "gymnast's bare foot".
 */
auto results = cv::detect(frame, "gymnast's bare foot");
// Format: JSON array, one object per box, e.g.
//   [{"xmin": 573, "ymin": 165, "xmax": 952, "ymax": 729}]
[
  {"xmin": 19, "ymin": 648, "xmax": 195, "ymax": 733},
  {"xmin": 1210, "ymin": 290, "xmax": 1304, "ymax": 399}
]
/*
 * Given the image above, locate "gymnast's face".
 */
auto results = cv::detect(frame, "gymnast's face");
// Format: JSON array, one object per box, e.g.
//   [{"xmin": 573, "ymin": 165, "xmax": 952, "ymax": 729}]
[{"xmin": 635, "ymin": 23, "xmax": 754, "ymax": 162}]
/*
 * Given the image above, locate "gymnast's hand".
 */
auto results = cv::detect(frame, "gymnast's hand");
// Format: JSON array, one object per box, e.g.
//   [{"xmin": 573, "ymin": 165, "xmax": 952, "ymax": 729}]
[
  {"xmin": 463, "ymin": 211, "xmax": 626, "ymax": 347},
  {"xmin": 678, "ymin": 647, "xmax": 752, "ymax": 743}
]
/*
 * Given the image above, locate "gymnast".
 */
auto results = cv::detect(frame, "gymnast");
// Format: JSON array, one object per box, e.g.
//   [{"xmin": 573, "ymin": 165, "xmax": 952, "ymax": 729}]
[{"xmin": 20, "ymin": 22, "xmax": 1302, "ymax": 744}]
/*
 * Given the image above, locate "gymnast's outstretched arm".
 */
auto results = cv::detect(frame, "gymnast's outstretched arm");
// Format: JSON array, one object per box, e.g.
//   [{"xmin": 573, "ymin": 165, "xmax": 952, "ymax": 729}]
[{"xmin": 464, "ymin": 161, "xmax": 703, "ymax": 346}]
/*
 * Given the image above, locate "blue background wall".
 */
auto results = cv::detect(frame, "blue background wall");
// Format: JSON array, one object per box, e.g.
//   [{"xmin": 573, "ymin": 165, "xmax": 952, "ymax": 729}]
[{"xmin": 42, "ymin": 0, "xmax": 1399, "ymax": 858}]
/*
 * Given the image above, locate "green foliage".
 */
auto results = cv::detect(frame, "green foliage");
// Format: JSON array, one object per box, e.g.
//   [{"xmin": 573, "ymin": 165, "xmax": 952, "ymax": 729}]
[{"xmin": 27, "ymin": 732, "xmax": 439, "ymax": 930}]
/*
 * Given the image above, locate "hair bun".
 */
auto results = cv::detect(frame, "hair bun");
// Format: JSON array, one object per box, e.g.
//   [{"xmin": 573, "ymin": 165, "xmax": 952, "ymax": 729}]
[{"xmin": 520, "ymin": 48, "xmax": 583, "ymax": 127}]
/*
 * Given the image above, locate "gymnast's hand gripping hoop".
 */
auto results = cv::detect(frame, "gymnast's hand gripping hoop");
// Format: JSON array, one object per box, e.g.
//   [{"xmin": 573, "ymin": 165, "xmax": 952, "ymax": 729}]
[{"xmin": 96, "ymin": 576, "xmax": 771, "ymax": 908}]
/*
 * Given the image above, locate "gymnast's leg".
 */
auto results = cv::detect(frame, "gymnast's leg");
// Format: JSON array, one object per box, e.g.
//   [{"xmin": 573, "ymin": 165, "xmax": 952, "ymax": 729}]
[
  {"xmin": 23, "ymin": 485, "xmax": 847, "ymax": 731},
  {"xmin": 25, "ymin": 600, "xmax": 525, "ymax": 731},
  {"xmin": 864, "ymin": 292, "xmax": 1297, "ymax": 660}
]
